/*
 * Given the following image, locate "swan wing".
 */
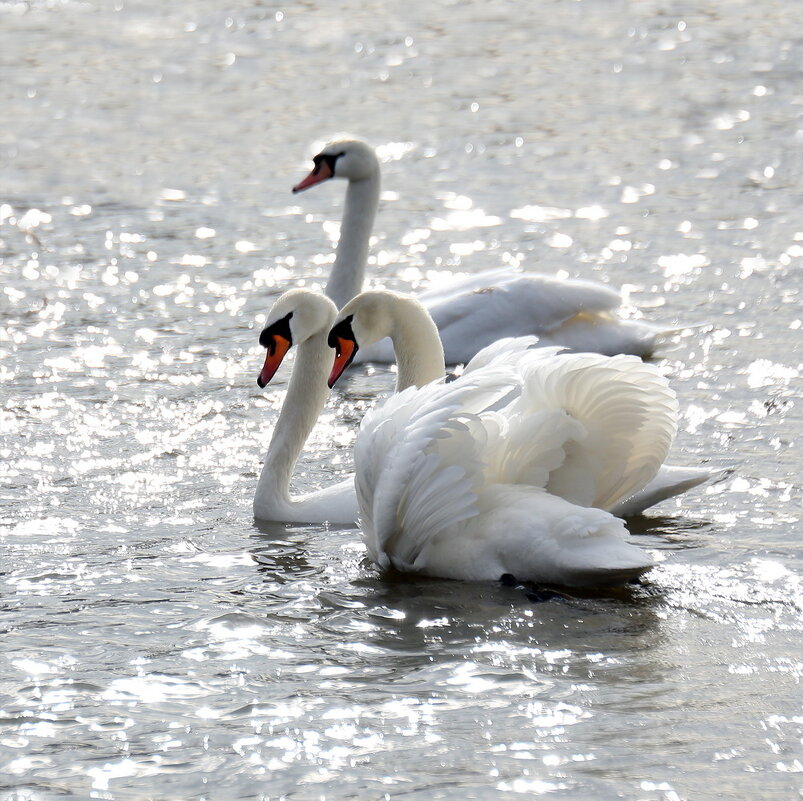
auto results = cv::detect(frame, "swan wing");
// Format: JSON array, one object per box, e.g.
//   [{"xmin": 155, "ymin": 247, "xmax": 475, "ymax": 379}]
[
  {"xmin": 463, "ymin": 335, "xmax": 545, "ymax": 374},
  {"xmin": 482, "ymin": 406, "xmax": 588, "ymax": 490},
  {"xmin": 503, "ymin": 350, "xmax": 678, "ymax": 511},
  {"xmin": 355, "ymin": 372, "xmax": 514, "ymax": 571},
  {"xmin": 420, "ymin": 272, "xmax": 623, "ymax": 362}
]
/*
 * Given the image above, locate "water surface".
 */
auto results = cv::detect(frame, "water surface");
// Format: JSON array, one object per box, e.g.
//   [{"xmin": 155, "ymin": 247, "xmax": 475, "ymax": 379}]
[{"xmin": 1, "ymin": 1, "xmax": 801, "ymax": 799}]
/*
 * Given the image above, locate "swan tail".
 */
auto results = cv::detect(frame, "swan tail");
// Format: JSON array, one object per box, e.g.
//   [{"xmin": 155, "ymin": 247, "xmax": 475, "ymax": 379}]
[
  {"xmin": 538, "ymin": 503, "xmax": 653, "ymax": 586},
  {"xmin": 609, "ymin": 464, "xmax": 729, "ymax": 517},
  {"xmin": 636, "ymin": 323, "xmax": 718, "ymax": 358}
]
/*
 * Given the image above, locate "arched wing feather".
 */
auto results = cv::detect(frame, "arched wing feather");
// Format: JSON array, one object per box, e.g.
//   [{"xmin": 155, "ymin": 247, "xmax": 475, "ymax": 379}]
[
  {"xmin": 355, "ymin": 372, "xmax": 515, "ymax": 570},
  {"xmin": 504, "ymin": 351, "xmax": 678, "ymax": 511}
]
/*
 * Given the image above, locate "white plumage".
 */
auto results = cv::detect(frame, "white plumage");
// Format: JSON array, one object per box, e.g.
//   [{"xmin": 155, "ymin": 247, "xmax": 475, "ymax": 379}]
[
  {"xmin": 330, "ymin": 290, "xmax": 710, "ymax": 587},
  {"xmin": 252, "ymin": 290, "xmax": 358, "ymax": 524},
  {"xmin": 294, "ymin": 138, "xmax": 673, "ymax": 362},
  {"xmin": 252, "ymin": 288, "xmax": 712, "ymax": 537}
]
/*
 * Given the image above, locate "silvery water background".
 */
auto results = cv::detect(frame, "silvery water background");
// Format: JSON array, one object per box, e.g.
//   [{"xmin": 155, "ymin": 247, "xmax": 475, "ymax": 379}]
[{"xmin": 1, "ymin": 1, "xmax": 801, "ymax": 799}]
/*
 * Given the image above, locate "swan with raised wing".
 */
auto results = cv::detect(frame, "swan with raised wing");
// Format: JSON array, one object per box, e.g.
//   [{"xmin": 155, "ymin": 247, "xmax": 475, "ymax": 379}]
[
  {"xmin": 294, "ymin": 138, "xmax": 672, "ymax": 363},
  {"xmin": 326, "ymin": 290, "xmax": 711, "ymax": 586}
]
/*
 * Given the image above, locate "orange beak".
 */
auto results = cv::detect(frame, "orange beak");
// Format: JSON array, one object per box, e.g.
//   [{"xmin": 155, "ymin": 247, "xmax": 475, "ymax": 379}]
[
  {"xmin": 328, "ymin": 337, "xmax": 357, "ymax": 388},
  {"xmin": 292, "ymin": 159, "xmax": 333, "ymax": 194},
  {"xmin": 257, "ymin": 334, "xmax": 291, "ymax": 388}
]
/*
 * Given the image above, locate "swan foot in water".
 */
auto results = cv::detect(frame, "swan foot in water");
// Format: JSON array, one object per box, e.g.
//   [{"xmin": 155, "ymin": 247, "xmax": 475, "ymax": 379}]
[{"xmin": 499, "ymin": 573, "xmax": 563, "ymax": 603}]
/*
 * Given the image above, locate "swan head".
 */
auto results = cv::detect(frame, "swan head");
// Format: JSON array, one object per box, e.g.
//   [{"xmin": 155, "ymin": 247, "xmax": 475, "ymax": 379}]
[
  {"xmin": 327, "ymin": 291, "xmax": 408, "ymax": 387},
  {"xmin": 292, "ymin": 139, "xmax": 378, "ymax": 193},
  {"xmin": 257, "ymin": 289, "xmax": 338, "ymax": 388}
]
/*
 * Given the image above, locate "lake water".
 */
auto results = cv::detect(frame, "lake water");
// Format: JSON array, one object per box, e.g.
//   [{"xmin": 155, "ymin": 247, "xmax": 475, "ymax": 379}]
[{"xmin": 1, "ymin": 1, "xmax": 801, "ymax": 799}]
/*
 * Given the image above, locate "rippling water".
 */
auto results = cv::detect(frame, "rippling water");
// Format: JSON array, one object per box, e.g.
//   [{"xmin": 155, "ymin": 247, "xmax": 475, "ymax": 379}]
[{"xmin": 1, "ymin": 1, "xmax": 801, "ymax": 799}]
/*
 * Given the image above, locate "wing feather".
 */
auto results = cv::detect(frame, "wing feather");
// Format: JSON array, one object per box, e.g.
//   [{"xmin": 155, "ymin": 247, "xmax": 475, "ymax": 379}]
[
  {"xmin": 505, "ymin": 351, "xmax": 678, "ymax": 510},
  {"xmin": 355, "ymin": 336, "xmax": 682, "ymax": 581},
  {"xmin": 355, "ymin": 371, "xmax": 515, "ymax": 570},
  {"xmin": 419, "ymin": 272, "xmax": 624, "ymax": 364}
]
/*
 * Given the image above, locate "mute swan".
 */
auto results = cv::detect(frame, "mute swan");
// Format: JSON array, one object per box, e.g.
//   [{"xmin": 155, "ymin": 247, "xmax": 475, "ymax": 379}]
[
  {"xmin": 253, "ymin": 289, "xmax": 358, "ymax": 524},
  {"xmin": 294, "ymin": 138, "xmax": 669, "ymax": 363},
  {"xmin": 327, "ymin": 291, "xmax": 709, "ymax": 586}
]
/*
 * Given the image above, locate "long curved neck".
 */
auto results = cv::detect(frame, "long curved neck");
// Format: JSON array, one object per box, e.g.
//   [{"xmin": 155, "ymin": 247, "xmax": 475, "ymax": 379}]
[
  {"xmin": 326, "ymin": 174, "xmax": 380, "ymax": 309},
  {"xmin": 388, "ymin": 297, "xmax": 446, "ymax": 391},
  {"xmin": 255, "ymin": 330, "xmax": 332, "ymax": 508}
]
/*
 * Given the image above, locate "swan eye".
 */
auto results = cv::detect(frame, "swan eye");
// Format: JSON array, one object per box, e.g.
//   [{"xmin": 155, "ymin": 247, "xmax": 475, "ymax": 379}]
[
  {"xmin": 327, "ymin": 314, "xmax": 354, "ymax": 351},
  {"xmin": 259, "ymin": 311, "xmax": 293, "ymax": 350},
  {"xmin": 312, "ymin": 151, "xmax": 346, "ymax": 176}
]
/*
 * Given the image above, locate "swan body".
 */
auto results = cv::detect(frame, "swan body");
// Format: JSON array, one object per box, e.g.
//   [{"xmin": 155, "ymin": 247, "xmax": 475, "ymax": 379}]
[
  {"xmin": 253, "ymin": 289, "xmax": 358, "ymax": 524},
  {"xmin": 327, "ymin": 291, "xmax": 707, "ymax": 586},
  {"xmin": 295, "ymin": 138, "xmax": 667, "ymax": 363}
]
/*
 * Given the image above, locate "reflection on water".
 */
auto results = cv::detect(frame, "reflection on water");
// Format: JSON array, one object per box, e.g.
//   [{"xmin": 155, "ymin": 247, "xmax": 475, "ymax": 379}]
[{"xmin": 1, "ymin": 0, "xmax": 802, "ymax": 799}]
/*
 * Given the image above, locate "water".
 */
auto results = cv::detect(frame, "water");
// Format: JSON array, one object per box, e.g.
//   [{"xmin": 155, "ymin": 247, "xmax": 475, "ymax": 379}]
[{"xmin": 1, "ymin": 1, "xmax": 801, "ymax": 799}]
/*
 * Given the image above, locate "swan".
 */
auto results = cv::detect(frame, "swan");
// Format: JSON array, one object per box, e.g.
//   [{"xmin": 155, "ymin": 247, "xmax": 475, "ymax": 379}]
[
  {"xmin": 253, "ymin": 289, "xmax": 358, "ymax": 524},
  {"xmin": 294, "ymin": 138, "xmax": 671, "ymax": 363},
  {"xmin": 326, "ymin": 290, "xmax": 711, "ymax": 587}
]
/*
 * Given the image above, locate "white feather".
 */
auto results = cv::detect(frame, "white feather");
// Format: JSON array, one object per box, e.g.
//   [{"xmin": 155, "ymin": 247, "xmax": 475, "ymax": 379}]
[
  {"xmin": 350, "ymin": 334, "xmax": 676, "ymax": 586},
  {"xmin": 299, "ymin": 139, "xmax": 679, "ymax": 362}
]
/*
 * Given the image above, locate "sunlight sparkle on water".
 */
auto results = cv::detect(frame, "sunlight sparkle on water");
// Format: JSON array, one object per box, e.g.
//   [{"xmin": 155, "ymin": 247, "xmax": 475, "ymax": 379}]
[
  {"xmin": 431, "ymin": 208, "xmax": 502, "ymax": 231},
  {"xmin": 744, "ymin": 359, "xmax": 799, "ymax": 389},
  {"xmin": 1, "ymin": 3, "xmax": 801, "ymax": 799},
  {"xmin": 510, "ymin": 204, "xmax": 572, "ymax": 222}
]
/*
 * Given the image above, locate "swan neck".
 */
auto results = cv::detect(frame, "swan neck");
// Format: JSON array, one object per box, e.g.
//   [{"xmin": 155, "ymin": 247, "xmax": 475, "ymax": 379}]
[
  {"xmin": 255, "ymin": 331, "xmax": 332, "ymax": 508},
  {"xmin": 389, "ymin": 299, "xmax": 446, "ymax": 391},
  {"xmin": 326, "ymin": 175, "xmax": 379, "ymax": 309}
]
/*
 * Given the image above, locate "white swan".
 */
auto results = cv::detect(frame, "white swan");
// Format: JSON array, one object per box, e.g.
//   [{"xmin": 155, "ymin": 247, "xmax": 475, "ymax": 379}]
[
  {"xmin": 253, "ymin": 289, "xmax": 358, "ymax": 524},
  {"xmin": 326, "ymin": 291, "xmax": 710, "ymax": 587},
  {"xmin": 294, "ymin": 138, "xmax": 670, "ymax": 363}
]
